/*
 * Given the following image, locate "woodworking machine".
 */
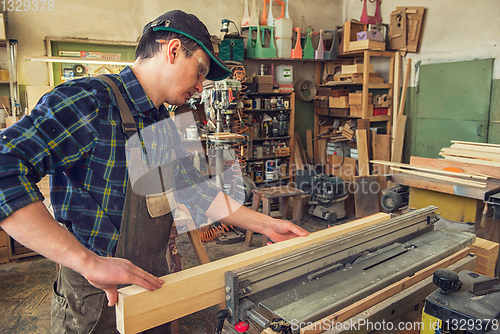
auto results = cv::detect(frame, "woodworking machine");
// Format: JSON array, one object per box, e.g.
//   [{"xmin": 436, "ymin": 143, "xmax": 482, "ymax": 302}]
[{"xmin": 221, "ymin": 206, "xmax": 476, "ymax": 334}]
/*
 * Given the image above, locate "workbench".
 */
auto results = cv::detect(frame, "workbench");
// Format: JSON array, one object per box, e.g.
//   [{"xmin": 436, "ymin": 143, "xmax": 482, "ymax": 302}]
[{"xmin": 381, "ymin": 157, "xmax": 500, "ymax": 223}]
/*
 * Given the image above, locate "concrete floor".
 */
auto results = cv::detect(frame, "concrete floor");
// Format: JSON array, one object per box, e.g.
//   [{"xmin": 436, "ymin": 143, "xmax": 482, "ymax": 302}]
[{"xmin": 0, "ymin": 212, "xmax": 331, "ymax": 334}]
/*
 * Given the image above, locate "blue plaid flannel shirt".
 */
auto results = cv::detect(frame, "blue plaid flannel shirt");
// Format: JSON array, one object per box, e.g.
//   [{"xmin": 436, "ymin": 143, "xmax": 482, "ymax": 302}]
[{"xmin": 0, "ymin": 66, "xmax": 218, "ymax": 256}]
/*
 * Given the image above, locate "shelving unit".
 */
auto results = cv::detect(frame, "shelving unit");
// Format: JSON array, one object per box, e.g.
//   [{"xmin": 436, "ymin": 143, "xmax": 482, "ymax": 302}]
[
  {"xmin": 313, "ymin": 50, "xmax": 395, "ymax": 166},
  {"xmin": 243, "ymin": 92, "xmax": 295, "ymax": 187}
]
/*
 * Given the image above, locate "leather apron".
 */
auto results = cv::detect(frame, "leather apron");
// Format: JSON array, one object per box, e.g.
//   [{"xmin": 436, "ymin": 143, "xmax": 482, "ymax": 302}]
[{"xmin": 82, "ymin": 76, "xmax": 177, "ymax": 333}]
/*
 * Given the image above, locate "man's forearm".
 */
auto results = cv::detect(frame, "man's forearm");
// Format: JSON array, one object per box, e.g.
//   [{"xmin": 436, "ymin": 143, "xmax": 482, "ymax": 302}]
[
  {"xmin": 0, "ymin": 201, "xmax": 98, "ymax": 275},
  {"xmin": 205, "ymin": 192, "xmax": 270, "ymax": 233}
]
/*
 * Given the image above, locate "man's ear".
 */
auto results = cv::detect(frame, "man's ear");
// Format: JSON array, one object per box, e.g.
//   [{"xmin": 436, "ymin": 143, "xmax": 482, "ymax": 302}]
[{"xmin": 167, "ymin": 39, "xmax": 182, "ymax": 64}]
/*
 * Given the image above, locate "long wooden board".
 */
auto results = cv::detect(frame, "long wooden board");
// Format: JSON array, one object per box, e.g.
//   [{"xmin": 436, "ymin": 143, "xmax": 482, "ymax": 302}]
[
  {"xmin": 301, "ymin": 247, "xmax": 472, "ymax": 334},
  {"xmin": 410, "ymin": 156, "xmax": 500, "ymax": 179},
  {"xmin": 116, "ymin": 213, "xmax": 391, "ymax": 333}
]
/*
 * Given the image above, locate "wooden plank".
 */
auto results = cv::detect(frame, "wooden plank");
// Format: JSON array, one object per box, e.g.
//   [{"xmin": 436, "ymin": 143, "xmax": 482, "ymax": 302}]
[
  {"xmin": 392, "ymin": 52, "xmax": 401, "ymax": 153},
  {"xmin": 326, "ymin": 155, "xmax": 358, "ymax": 182},
  {"xmin": 353, "ymin": 175, "xmax": 380, "ymax": 218},
  {"xmin": 391, "ymin": 167, "xmax": 486, "ymax": 188},
  {"xmin": 356, "ymin": 129, "xmax": 370, "ymax": 176},
  {"xmin": 451, "ymin": 143, "xmax": 500, "ymax": 155},
  {"xmin": 442, "ymin": 155, "xmax": 500, "ymax": 168},
  {"xmin": 398, "ymin": 58, "xmax": 411, "ymax": 115},
  {"xmin": 440, "ymin": 147, "xmax": 500, "ymax": 162},
  {"xmin": 116, "ymin": 213, "xmax": 391, "ymax": 333},
  {"xmin": 371, "ymin": 160, "xmax": 488, "ymax": 180},
  {"xmin": 391, "ymin": 114, "xmax": 407, "ymax": 163},
  {"xmin": 357, "ymin": 119, "xmax": 371, "ymax": 159},
  {"xmin": 410, "ymin": 156, "xmax": 500, "ymax": 179},
  {"xmin": 451, "ymin": 140, "xmax": 500, "ymax": 149},
  {"xmin": 301, "ymin": 247, "xmax": 472, "ymax": 334}
]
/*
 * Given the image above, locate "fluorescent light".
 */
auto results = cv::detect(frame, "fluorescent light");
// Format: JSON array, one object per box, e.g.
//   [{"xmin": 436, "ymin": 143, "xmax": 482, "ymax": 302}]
[{"xmin": 25, "ymin": 56, "xmax": 134, "ymax": 66}]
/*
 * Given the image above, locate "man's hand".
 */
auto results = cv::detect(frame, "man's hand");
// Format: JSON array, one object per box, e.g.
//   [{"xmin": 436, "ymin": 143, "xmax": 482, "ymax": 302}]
[
  {"xmin": 83, "ymin": 256, "xmax": 164, "ymax": 307},
  {"xmin": 262, "ymin": 219, "xmax": 309, "ymax": 243}
]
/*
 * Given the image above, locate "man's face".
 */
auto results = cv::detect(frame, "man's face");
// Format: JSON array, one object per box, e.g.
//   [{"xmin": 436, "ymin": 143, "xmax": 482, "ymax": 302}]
[{"xmin": 168, "ymin": 46, "xmax": 210, "ymax": 106}]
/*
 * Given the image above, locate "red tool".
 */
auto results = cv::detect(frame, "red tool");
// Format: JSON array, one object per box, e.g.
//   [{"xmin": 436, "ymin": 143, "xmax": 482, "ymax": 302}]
[
  {"xmin": 235, "ymin": 321, "xmax": 250, "ymax": 332},
  {"xmin": 360, "ymin": 0, "xmax": 381, "ymax": 25}
]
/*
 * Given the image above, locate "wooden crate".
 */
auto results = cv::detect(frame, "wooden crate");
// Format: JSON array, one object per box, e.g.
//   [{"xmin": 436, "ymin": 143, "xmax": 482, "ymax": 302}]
[
  {"xmin": 349, "ymin": 92, "xmax": 373, "ymax": 105},
  {"xmin": 276, "ymin": 147, "xmax": 291, "ymax": 156},
  {"xmin": 342, "ymin": 63, "xmax": 374, "ymax": 74},
  {"xmin": 350, "ymin": 104, "xmax": 374, "ymax": 117},
  {"xmin": 349, "ymin": 40, "xmax": 386, "ymax": 51},
  {"xmin": 329, "ymin": 96, "xmax": 349, "ymax": 108}
]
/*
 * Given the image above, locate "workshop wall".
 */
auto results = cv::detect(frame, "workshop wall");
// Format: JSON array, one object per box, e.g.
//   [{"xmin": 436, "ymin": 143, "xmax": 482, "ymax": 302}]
[
  {"xmin": 8, "ymin": 0, "xmax": 342, "ymax": 86},
  {"xmin": 345, "ymin": 0, "xmax": 500, "ymax": 157},
  {"xmin": 5, "ymin": 0, "xmax": 500, "ymax": 156}
]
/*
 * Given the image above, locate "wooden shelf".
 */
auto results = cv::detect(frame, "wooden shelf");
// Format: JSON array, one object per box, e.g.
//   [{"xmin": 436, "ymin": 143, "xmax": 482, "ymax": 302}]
[
  {"xmin": 255, "ymin": 177, "xmax": 290, "ymax": 185},
  {"xmin": 247, "ymin": 108, "xmax": 291, "ymax": 113},
  {"xmin": 247, "ymin": 92, "xmax": 292, "ymax": 97},
  {"xmin": 247, "ymin": 154, "xmax": 291, "ymax": 162},
  {"xmin": 252, "ymin": 136, "xmax": 291, "ymax": 141}
]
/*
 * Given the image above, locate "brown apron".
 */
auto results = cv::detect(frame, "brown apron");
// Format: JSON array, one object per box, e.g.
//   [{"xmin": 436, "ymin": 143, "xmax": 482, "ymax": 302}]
[{"xmin": 51, "ymin": 76, "xmax": 178, "ymax": 333}]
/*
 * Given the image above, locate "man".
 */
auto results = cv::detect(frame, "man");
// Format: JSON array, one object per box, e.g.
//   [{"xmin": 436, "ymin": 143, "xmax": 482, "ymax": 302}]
[{"xmin": 0, "ymin": 10, "xmax": 308, "ymax": 333}]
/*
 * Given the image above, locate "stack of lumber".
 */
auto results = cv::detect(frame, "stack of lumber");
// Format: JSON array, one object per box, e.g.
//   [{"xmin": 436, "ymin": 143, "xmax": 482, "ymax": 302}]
[
  {"xmin": 439, "ymin": 141, "xmax": 500, "ymax": 167},
  {"xmin": 341, "ymin": 122, "xmax": 355, "ymax": 140},
  {"xmin": 370, "ymin": 160, "xmax": 489, "ymax": 188},
  {"xmin": 470, "ymin": 237, "xmax": 499, "ymax": 278}
]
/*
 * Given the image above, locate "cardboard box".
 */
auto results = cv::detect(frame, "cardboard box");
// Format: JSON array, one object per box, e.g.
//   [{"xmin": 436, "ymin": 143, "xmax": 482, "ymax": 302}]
[
  {"xmin": 342, "ymin": 64, "xmax": 374, "ymax": 74},
  {"xmin": 350, "ymin": 104, "xmax": 374, "ymax": 117},
  {"xmin": 349, "ymin": 92, "xmax": 372, "ymax": 105},
  {"xmin": 254, "ymin": 75, "xmax": 274, "ymax": 84},
  {"xmin": 329, "ymin": 96, "xmax": 349, "ymax": 108}
]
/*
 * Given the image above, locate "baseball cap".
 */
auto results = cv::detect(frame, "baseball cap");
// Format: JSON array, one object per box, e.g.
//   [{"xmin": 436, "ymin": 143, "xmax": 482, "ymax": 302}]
[{"xmin": 142, "ymin": 10, "xmax": 232, "ymax": 81}]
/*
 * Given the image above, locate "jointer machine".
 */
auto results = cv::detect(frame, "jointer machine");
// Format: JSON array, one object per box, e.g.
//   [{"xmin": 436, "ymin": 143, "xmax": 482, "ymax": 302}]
[{"xmin": 218, "ymin": 206, "xmax": 477, "ymax": 334}]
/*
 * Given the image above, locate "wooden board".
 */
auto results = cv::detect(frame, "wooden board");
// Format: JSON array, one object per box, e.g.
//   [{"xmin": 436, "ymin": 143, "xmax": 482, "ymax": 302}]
[
  {"xmin": 353, "ymin": 175, "xmax": 380, "ymax": 218},
  {"xmin": 115, "ymin": 213, "xmax": 391, "ymax": 333},
  {"xmin": 356, "ymin": 129, "xmax": 370, "ymax": 176},
  {"xmin": 471, "ymin": 237, "xmax": 499, "ymax": 277},
  {"xmin": 410, "ymin": 156, "xmax": 500, "ymax": 179},
  {"xmin": 301, "ymin": 247, "xmax": 472, "ymax": 334},
  {"xmin": 391, "ymin": 114, "xmax": 407, "ymax": 163},
  {"xmin": 326, "ymin": 155, "xmax": 358, "ymax": 182}
]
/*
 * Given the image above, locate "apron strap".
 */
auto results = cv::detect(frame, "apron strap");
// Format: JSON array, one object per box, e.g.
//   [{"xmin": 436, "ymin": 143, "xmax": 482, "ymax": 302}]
[{"xmin": 98, "ymin": 75, "xmax": 137, "ymax": 139}]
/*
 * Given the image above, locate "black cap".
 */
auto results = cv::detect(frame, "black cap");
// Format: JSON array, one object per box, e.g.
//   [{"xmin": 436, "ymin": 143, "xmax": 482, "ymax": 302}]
[{"xmin": 142, "ymin": 10, "xmax": 232, "ymax": 81}]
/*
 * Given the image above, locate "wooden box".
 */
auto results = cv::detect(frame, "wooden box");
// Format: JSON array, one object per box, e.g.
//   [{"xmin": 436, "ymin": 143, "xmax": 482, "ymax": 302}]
[
  {"xmin": 349, "ymin": 92, "xmax": 373, "ymax": 105},
  {"xmin": 342, "ymin": 63, "xmax": 374, "ymax": 74},
  {"xmin": 313, "ymin": 96, "xmax": 329, "ymax": 108},
  {"xmin": 330, "ymin": 108, "xmax": 350, "ymax": 117},
  {"xmin": 349, "ymin": 40, "xmax": 386, "ymax": 51},
  {"xmin": 276, "ymin": 147, "xmax": 291, "ymax": 156},
  {"xmin": 315, "ymin": 107, "xmax": 329, "ymax": 116},
  {"xmin": 350, "ymin": 104, "xmax": 374, "ymax": 117},
  {"xmin": 342, "ymin": 20, "xmax": 367, "ymax": 53},
  {"xmin": 329, "ymin": 96, "xmax": 349, "ymax": 108},
  {"xmin": 330, "ymin": 89, "xmax": 350, "ymax": 97}
]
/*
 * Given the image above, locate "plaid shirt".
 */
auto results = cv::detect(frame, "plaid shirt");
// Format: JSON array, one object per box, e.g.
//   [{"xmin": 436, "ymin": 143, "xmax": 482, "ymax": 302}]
[{"xmin": 0, "ymin": 67, "xmax": 218, "ymax": 256}]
